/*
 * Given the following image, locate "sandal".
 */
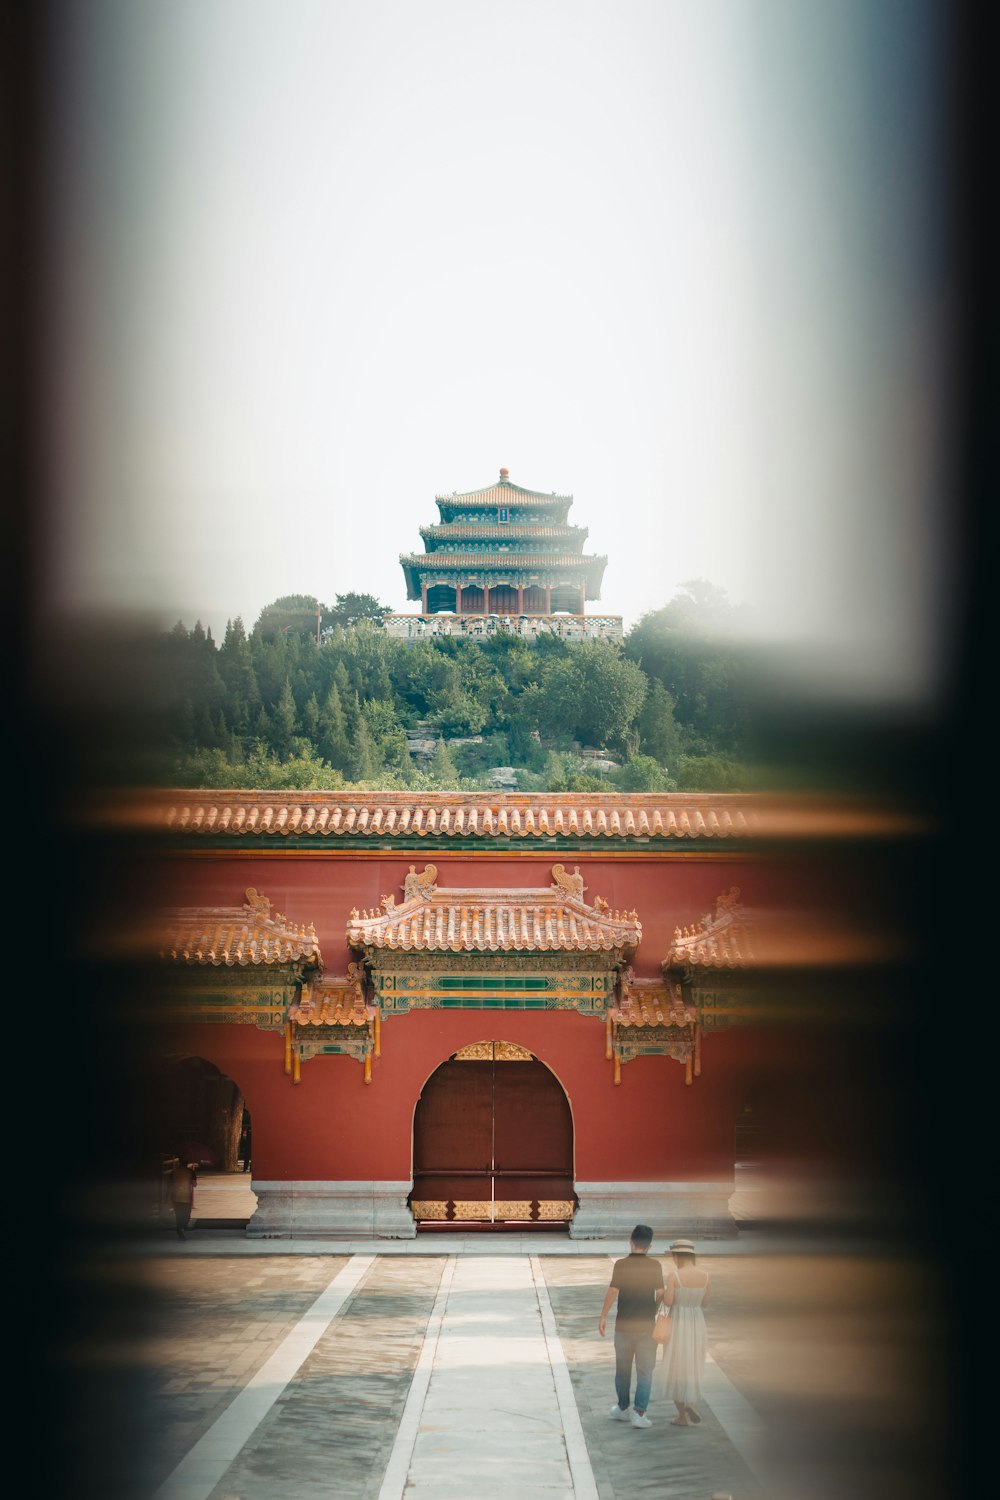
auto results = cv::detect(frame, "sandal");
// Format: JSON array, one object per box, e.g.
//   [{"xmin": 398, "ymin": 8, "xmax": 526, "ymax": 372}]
[
  {"xmin": 686, "ymin": 1407, "xmax": 702, "ymax": 1424},
  {"xmin": 670, "ymin": 1418, "xmax": 689, "ymax": 1426}
]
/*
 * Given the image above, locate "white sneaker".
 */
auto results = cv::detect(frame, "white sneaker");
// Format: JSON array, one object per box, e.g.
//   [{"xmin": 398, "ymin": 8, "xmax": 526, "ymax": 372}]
[
  {"xmin": 609, "ymin": 1404, "xmax": 630, "ymax": 1421},
  {"xmin": 630, "ymin": 1411, "xmax": 652, "ymax": 1428}
]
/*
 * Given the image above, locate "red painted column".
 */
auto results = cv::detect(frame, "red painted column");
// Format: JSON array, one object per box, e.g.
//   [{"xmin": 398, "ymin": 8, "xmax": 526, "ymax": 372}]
[
  {"xmin": 516, "ymin": 586, "xmax": 524, "ymax": 615},
  {"xmin": 544, "ymin": 586, "xmax": 552, "ymax": 613}
]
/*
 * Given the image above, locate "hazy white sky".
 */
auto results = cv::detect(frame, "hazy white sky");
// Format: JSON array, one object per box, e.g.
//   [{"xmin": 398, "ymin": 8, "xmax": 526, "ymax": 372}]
[{"xmin": 46, "ymin": 0, "xmax": 950, "ymax": 703}]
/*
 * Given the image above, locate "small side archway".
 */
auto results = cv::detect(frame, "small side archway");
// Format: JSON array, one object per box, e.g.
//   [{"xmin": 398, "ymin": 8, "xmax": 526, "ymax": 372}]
[{"xmin": 144, "ymin": 1055, "xmax": 248, "ymax": 1172}]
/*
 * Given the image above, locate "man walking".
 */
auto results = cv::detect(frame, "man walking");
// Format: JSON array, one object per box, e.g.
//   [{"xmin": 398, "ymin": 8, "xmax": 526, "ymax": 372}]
[{"xmin": 598, "ymin": 1223, "xmax": 664, "ymax": 1428}]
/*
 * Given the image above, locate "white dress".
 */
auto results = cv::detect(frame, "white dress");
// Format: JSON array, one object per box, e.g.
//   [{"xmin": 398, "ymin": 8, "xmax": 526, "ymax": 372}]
[{"xmin": 658, "ymin": 1274, "xmax": 709, "ymax": 1403}]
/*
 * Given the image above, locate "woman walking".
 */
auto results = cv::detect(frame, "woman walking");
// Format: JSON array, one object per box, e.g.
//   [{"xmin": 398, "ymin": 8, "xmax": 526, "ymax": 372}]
[{"xmin": 660, "ymin": 1237, "xmax": 711, "ymax": 1425}]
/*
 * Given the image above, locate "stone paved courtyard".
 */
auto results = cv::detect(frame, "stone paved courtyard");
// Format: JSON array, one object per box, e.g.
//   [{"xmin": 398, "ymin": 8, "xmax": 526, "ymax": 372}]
[{"xmin": 51, "ymin": 1235, "xmax": 947, "ymax": 1500}]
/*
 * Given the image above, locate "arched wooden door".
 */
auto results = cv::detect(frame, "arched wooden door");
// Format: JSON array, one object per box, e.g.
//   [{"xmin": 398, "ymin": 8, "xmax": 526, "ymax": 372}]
[{"xmin": 412, "ymin": 1045, "xmax": 574, "ymax": 1223}]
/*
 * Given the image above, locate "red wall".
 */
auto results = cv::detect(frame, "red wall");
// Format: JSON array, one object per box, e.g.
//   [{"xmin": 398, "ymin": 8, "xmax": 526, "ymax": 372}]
[
  {"xmin": 151, "ymin": 850, "xmax": 820, "ymax": 982},
  {"xmin": 148, "ymin": 850, "xmax": 844, "ymax": 1184}
]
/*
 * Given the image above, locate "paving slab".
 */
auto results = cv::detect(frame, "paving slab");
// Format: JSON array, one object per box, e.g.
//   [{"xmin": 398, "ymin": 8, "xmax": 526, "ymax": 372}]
[{"xmin": 57, "ymin": 1239, "xmax": 944, "ymax": 1500}]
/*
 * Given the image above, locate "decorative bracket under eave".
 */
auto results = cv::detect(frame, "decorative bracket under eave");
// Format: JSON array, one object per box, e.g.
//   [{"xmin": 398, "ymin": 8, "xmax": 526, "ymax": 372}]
[
  {"xmin": 607, "ymin": 968, "xmax": 700, "ymax": 1085},
  {"xmin": 284, "ymin": 963, "xmax": 378, "ymax": 1084}
]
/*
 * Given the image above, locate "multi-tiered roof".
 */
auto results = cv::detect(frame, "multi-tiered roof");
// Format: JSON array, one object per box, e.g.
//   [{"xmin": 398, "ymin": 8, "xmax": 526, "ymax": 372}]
[{"xmin": 399, "ymin": 468, "xmax": 608, "ymax": 616}]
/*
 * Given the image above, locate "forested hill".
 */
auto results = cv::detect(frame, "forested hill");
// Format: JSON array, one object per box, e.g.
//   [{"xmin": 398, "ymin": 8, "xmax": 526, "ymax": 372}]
[{"xmin": 138, "ymin": 584, "xmax": 764, "ymax": 793}]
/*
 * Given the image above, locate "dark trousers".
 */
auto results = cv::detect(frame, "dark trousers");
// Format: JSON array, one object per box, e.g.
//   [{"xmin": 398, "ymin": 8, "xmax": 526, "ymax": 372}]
[
  {"xmin": 173, "ymin": 1200, "xmax": 192, "ymax": 1235},
  {"xmin": 614, "ymin": 1327, "xmax": 656, "ymax": 1413}
]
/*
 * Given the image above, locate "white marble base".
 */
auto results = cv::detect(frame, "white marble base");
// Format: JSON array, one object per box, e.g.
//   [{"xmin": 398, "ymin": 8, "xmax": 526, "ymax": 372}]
[
  {"xmin": 569, "ymin": 1180, "xmax": 738, "ymax": 1240},
  {"xmin": 246, "ymin": 1181, "xmax": 416, "ymax": 1239}
]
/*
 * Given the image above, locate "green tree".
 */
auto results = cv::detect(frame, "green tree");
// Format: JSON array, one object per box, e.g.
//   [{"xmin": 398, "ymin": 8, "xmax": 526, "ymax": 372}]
[
  {"xmin": 612, "ymin": 755, "xmax": 675, "ymax": 792},
  {"xmin": 536, "ymin": 644, "xmax": 647, "ymax": 751},
  {"xmin": 218, "ymin": 617, "xmax": 261, "ymax": 735},
  {"xmin": 625, "ymin": 583, "xmax": 752, "ymax": 754},
  {"xmin": 324, "ymin": 592, "xmax": 389, "ymax": 631},
  {"xmin": 271, "ymin": 678, "xmax": 299, "ymax": 756},
  {"xmin": 428, "ymin": 739, "xmax": 462, "ymax": 788},
  {"xmin": 316, "ymin": 682, "xmax": 351, "ymax": 770},
  {"xmin": 346, "ymin": 693, "xmax": 378, "ymax": 780},
  {"xmin": 674, "ymin": 755, "xmax": 750, "ymax": 790},
  {"xmin": 301, "ymin": 692, "xmax": 321, "ymax": 742},
  {"xmin": 636, "ymin": 680, "xmax": 684, "ymax": 769},
  {"xmin": 334, "ymin": 620, "xmax": 394, "ymax": 701},
  {"xmin": 254, "ymin": 595, "xmax": 324, "ymax": 641},
  {"xmin": 362, "ymin": 699, "xmax": 411, "ymax": 776}
]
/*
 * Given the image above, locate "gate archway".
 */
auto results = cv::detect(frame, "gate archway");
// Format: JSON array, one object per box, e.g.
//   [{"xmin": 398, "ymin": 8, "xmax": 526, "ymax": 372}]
[
  {"xmin": 145, "ymin": 1055, "xmax": 247, "ymax": 1172},
  {"xmin": 411, "ymin": 1042, "xmax": 575, "ymax": 1226}
]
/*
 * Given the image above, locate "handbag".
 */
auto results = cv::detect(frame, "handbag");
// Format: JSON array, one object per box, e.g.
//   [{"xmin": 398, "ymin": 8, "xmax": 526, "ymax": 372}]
[{"xmin": 652, "ymin": 1309, "xmax": 672, "ymax": 1345}]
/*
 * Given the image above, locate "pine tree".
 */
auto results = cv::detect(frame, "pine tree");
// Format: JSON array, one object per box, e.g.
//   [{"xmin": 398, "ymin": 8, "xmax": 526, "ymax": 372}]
[
  {"xmin": 301, "ymin": 692, "xmax": 321, "ymax": 743},
  {"xmin": 428, "ymin": 739, "xmax": 461, "ymax": 788},
  {"xmin": 219, "ymin": 617, "xmax": 261, "ymax": 735},
  {"xmin": 317, "ymin": 683, "xmax": 351, "ymax": 770},
  {"xmin": 346, "ymin": 693, "xmax": 378, "ymax": 781},
  {"xmin": 272, "ymin": 679, "xmax": 299, "ymax": 757}
]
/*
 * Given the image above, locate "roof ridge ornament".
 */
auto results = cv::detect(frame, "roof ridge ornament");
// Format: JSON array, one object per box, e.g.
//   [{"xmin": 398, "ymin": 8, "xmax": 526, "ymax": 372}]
[
  {"xmin": 403, "ymin": 863, "xmax": 437, "ymax": 901},
  {"xmin": 551, "ymin": 863, "xmax": 586, "ymax": 900},
  {"xmin": 244, "ymin": 887, "xmax": 271, "ymax": 919}
]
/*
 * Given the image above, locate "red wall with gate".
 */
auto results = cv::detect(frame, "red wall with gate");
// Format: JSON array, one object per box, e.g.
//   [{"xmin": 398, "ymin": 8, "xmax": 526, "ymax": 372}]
[{"xmin": 143, "ymin": 847, "xmax": 853, "ymax": 1187}]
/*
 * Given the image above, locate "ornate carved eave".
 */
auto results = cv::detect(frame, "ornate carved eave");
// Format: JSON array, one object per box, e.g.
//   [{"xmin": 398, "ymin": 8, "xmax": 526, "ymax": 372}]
[
  {"xmin": 605, "ymin": 970, "xmax": 700, "ymax": 1086},
  {"xmin": 158, "ymin": 888, "xmax": 323, "ymax": 971},
  {"xmin": 664, "ymin": 885, "xmax": 902, "ymax": 1031},
  {"xmin": 346, "ymin": 863, "xmax": 641, "ymax": 958},
  {"xmin": 136, "ymin": 889, "xmax": 324, "ymax": 1035},
  {"xmin": 285, "ymin": 965, "xmax": 378, "ymax": 1083},
  {"xmin": 343, "ymin": 868, "xmax": 643, "ymax": 1081}
]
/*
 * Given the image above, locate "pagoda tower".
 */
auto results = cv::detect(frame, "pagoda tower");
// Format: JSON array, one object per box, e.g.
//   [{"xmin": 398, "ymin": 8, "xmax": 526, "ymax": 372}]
[{"xmin": 389, "ymin": 469, "xmax": 619, "ymax": 640}]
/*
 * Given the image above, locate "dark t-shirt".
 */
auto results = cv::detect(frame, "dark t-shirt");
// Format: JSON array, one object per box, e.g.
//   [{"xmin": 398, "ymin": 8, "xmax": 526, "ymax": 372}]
[{"xmin": 610, "ymin": 1252, "xmax": 664, "ymax": 1331}]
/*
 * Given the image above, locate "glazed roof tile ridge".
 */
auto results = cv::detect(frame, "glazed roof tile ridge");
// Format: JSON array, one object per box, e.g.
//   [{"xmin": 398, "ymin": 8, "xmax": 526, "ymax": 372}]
[
  {"xmin": 289, "ymin": 973, "xmax": 370, "ymax": 1027},
  {"xmin": 421, "ymin": 523, "xmax": 584, "ymax": 536},
  {"xmin": 84, "ymin": 790, "xmax": 927, "ymax": 841},
  {"xmin": 400, "ymin": 551, "xmax": 605, "ymax": 568},
  {"xmin": 435, "ymin": 481, "xmax": 572, "ymax": 503},
  {"xmin": 614, "ymin": 978, "xmax": 696, "ymax": 1029},
  {"xmin": 347, "ymin": 879, "xmax": 641, "ymax": 956},
  {"xmin": 668, "ymin": 887, "xmax": 748, "ymax": 969},
  {"xmin": 158, "ymin": 892, "xmax": 323, "ymax": 969},
  {"xmin": 664, "ymin": 885, "xmax": 899, "ymax": 970}
]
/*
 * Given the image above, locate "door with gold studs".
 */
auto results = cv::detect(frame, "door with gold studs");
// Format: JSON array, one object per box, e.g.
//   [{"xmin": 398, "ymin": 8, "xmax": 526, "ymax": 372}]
[{"xmin": 411, "ymin": 1043, "xmax": 574, "ymax": 1223}]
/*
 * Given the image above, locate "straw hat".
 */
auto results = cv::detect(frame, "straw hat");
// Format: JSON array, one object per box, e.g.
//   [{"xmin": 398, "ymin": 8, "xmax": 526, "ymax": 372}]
[{"xmin": 669, "ymin": 1238, "xmax": 696, "ymax": 1254}]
